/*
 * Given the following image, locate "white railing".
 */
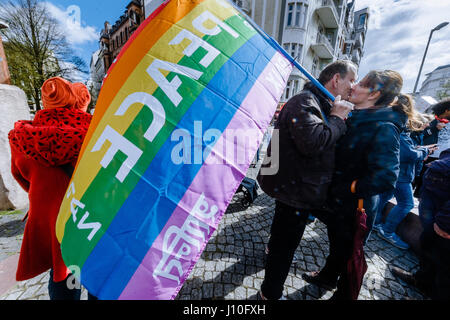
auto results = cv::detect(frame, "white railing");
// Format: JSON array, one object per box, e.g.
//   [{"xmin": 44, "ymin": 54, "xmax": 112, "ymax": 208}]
[
  {"xmin": 316, "ymin": 33, "xmax": 333, "ymax": 53},
  {"xmin": 321, "ymin": 0, "xmax": 339, "ymax": 21}
]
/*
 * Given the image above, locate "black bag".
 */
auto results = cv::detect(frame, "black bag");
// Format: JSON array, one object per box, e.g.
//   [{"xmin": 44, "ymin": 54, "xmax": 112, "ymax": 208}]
[{"xmin": 236, "ymin": 177, "xmax": 259, "ymax": 207}]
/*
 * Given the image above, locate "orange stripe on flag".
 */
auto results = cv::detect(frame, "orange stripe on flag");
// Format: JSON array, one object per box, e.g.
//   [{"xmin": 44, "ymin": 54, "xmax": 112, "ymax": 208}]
[{"xmin": 77, "ymin": 0, "xmax": 207, "ymax": 163}]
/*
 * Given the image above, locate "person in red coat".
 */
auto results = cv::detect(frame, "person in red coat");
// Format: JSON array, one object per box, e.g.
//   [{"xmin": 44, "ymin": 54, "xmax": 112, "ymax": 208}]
[{"xmin": 8, "ymin": 77, "xmax": 93, "ymax": 299}]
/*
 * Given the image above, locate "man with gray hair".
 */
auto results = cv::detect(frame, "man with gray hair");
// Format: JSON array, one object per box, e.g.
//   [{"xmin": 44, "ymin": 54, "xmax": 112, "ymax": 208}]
[{"xmin": 256, "ymin": 60, "xmax": 357, "ymax": 300}]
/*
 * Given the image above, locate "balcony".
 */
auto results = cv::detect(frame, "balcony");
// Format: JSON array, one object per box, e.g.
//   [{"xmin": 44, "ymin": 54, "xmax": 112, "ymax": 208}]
[
  {"xmin": 315, "ymin": 0, "xmax": 339, "ymax": 28},
  {"xmin": 355, "ymin": 32, "xmax": 363, "ymax": 48},
  {"xmin": 310, "ymin": 33, "xmax": 334, "ymax": 59},
  {"xmin": 338, "ymin": 53, "xmax": 351, "ymax": 61},
  {"xmin": 232, "ymin": 0, "xmax": 251, "ymax": 14},
  {"xmin": 352, "ymin": 49, "xmax": 361, "ymax": 63}
]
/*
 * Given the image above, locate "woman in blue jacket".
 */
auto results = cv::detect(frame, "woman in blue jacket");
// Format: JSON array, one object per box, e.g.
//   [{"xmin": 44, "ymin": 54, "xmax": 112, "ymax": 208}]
[
  {"xmin": 376, "ymin": 94, "xmax": 437, "ymax": 249},
  {"xmin": 302, "ymin": 70, "xmax": 406, "ymax": 299}
]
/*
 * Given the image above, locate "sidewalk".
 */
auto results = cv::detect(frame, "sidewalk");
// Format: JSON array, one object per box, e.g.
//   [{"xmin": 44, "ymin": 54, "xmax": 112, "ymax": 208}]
[{"xmin": 0, "ymin": 159, "xmax": 426, "ymax": 300}]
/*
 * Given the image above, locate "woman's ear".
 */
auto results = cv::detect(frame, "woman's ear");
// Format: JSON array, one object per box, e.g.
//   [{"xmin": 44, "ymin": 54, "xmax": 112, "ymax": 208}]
[{"xmin": 368, "ymin": 90, "xmax": 381, "ymax": 102}]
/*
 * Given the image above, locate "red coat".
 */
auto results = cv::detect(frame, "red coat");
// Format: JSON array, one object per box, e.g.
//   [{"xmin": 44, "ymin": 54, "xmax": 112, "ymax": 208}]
[{"xmin": 9, "ymin": 107, "xmax": 92, "ymax": 282}]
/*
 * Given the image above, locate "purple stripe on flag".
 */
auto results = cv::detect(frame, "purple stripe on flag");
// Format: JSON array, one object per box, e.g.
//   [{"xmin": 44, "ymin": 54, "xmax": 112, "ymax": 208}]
[{"xmin": 118, "ymin": 52, "xmax": 292, "ymax": 300}]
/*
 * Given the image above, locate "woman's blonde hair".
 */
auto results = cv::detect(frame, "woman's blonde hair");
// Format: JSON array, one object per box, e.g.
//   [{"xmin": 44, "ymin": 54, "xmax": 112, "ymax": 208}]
[{"xmin": 391, "ymin": 94, "xmax": 430, "ymax": 131}]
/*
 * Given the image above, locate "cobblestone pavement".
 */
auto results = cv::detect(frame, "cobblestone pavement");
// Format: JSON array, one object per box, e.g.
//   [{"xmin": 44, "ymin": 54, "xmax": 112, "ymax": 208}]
[{"xmin": 0, "ymin": 161, "xmax": 426, "ymax": 301}]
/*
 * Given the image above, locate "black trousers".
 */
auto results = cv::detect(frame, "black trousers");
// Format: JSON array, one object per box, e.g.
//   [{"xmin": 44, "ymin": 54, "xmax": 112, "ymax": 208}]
[
  {"xmin": 416, "ymin": 225, "xmax": 450, "ymax": 300},
  {"xmin": 260, "ymin": 200, "xmax": 336, "ymax": 299},
  {"xmin": 48, "ymin": 269, "xmax": 98, "ymax": 300},
  {"xmin": 260, "ymin": 200, "xmax": 309, "ymax": 299},
  {"xmin": 260, "ymin": 199, "xmax": 358, "ymax": 300}
]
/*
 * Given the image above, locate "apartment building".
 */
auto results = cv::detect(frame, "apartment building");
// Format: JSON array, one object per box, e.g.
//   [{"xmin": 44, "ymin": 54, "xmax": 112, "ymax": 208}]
[
  {"xmin": 92, "ymin": 0, "xmax": 368, "ymax": 105},
  {"xmin": 232, "ymin": 0, "xmax": 369, "ymax": 102},
  {"xmin": 89, "ymin": 1, "xmax": 146, "ymax": 103},
  {"xmin": 98, "ymin": 1, "xmax": 145, "ymax": 72}
]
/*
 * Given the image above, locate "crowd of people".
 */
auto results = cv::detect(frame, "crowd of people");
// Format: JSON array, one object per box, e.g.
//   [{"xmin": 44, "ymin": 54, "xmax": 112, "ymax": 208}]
[
  {"xmin": 257, "ymin": 60, "xmax": 450, "ymax": 300},
  {"xmin": 7, "ymin": 60, "xmax": 450, "ymax": 300}
]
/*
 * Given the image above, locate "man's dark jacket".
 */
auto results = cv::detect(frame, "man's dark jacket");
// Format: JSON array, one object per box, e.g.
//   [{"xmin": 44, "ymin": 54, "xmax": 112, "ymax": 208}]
[{"xmin": 257, "ymin": 82, "xmax": 347, "ymax": 210}]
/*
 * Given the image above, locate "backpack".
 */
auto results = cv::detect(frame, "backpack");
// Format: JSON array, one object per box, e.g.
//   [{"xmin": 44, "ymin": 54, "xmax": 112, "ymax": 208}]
[{"xmin": 236, "ymin": 177, "xmax": 259, "ymax": 208}]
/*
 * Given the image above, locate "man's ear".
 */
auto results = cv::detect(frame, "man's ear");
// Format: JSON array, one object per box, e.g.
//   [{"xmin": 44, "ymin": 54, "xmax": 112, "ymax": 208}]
[{"xmin": 332, "ymin": 73, "xmax": 341, "ymax": 89}]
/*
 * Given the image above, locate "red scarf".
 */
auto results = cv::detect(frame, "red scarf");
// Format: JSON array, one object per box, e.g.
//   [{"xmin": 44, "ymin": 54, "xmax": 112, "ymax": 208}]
[
  {"xmin": 435, "ymin": 115, "xmax": 449, "ymax": 124},
  {"xmin": 9, "ymin": 107, "xmax": 92, "ymax": 167}
]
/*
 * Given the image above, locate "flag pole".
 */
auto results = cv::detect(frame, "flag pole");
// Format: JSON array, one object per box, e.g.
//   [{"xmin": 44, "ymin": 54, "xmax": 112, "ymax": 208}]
[{"xmin": 228, "ymin": 0, "xmax": 336, "ymax": 102}]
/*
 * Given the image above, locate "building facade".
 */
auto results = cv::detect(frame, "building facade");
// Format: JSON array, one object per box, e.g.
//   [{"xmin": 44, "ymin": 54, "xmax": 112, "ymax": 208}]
[
  {"xmin": 92, "ymin": 0, "xmax": 368, "ymax": 105},
  {"xmin": 98, "ymin": 0, "xmax": 145, "ymax": 73},
  {"xmin": 419, "ymin": 64, "xmax": 450, "ymax": 101},
  {"xmin": 232, "ymin": 0, "xmax": 369, "ymax": 103},
  {"xmin": 0, "ymin": 21, "xmax": 11, "ymax": 85}
]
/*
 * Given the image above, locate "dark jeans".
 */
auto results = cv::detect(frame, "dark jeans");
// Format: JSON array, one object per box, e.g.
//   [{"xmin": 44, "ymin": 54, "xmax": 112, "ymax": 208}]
[
  {"xmin": 260, "ymin": 200, "xmax": 332, "ymax": 299},
  {"xmin": 48, "ymin": 269, "xmax": 98, "ymax": 300},
  {"xmin": 260, "ymin": 200, "xmax": 310, "ymax": 299},
  {"xmin": 416, "ymin": 225, "xmax": 450, "ymax": 300}
]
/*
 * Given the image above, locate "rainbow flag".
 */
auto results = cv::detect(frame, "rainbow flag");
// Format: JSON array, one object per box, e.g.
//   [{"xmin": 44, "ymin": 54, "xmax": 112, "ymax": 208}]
[{"xmin": 56, "ymin": 0, "xmax": 292, "ymax": 300}]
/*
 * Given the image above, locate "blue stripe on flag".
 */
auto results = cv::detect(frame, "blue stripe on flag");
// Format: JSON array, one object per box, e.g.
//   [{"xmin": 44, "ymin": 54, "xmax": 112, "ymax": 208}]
[{"xmin": 81, "ymin": 33, "xmax": 278, "ymax": 299}]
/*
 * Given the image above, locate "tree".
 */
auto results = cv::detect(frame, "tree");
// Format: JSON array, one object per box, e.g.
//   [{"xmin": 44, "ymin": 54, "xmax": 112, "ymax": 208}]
[
  {"xmin": 437, "ymin": 80, "xmax": 450, "ymax": 100},
  {"xmin": 0, "ymin": 0, "xmax": 88, "ymax": 111}
]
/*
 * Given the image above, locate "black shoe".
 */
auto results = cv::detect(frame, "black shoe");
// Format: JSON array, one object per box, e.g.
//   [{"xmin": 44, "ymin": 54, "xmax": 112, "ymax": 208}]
[
  {"xmin": 257, "ymin": 290, "xmax": 286, "ymax": 300},
  {"xmin": 390, "ymin": 266, "xmax": 432, "ymax": 297},
  {"xmin": 302, "ymin": 271, "xmax": 337, "ymax": 291},
  {"xmin": 389, "ymin": 266, "xmax": 417, "ymax": 286},
  {"xmin": 256, "ymin": 290, "xmax": 266, "ymax": 300}
]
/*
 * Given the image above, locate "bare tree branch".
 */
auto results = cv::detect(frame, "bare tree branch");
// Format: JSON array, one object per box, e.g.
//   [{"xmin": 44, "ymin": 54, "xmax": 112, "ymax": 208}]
[{"xmin": 0, "ymin": 0, "xmax": 88, "ymax": 110}]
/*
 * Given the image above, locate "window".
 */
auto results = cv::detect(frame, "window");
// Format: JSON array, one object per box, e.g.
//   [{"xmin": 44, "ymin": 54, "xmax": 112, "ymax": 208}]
[
  {"xmin": 358, "ymin": 14, "xmax": 366, "ymax": 28},
  {"xmin": 291, "ymin": 44, "xmax": 297, "ymax": 57},
  {"xmin": 312, "ymin": 58, "xmax": 318, "ymax": 76},
  {"xmin": 287, "ymin": 4, "xmax": 294, "ymax": 26},
  {"xmin": 293, "ymin": 80, "xmax": 299, "ymax": 95},
  {"xmin": 326, "ymin": 32, "xmax": 333, "ymax": 45},
  {"xmin": 295, "ymin": 3, "xmax": 301, "ymax": 26},
  {"xmin": 301, "ymin": 4, "xmax": 308, "ymax": 28},
  {"xmin": 287, "ymin": 2, "xmax": 308, "ymax": 28},
  {"xmin": 285, "ymin": 81, "xmax": 291, "ymax": 100},
  {"xmin": 283, "ymin": 43, "xmax": 303, "ymax": 61},
  {"xmin": 344, "ymin": 42, "xmax": 352, "ymax": 55}
]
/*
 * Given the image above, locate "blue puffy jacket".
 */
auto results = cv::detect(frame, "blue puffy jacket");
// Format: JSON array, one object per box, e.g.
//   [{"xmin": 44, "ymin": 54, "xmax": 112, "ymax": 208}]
[
  {"xmin": 398, "ymin": 132, "xmax": 429, "ymax": 183},
  {"xmin": 331, "ymin": 106, "xmax": 407, "ymax": 199}
]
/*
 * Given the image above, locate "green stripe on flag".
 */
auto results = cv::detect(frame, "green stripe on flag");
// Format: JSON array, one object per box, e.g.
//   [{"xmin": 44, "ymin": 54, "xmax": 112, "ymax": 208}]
[{"xmin": 61, "ymin": 14, "xmax": 256, "ymax": 270}]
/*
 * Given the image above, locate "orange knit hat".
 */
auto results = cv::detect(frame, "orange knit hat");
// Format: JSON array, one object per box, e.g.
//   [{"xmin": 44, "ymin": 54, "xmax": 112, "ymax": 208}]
[
  {"xmin": 41, "ymin": 77, "xmax": 77, "ymax": 110},
  {"xmin": 72, "ymin": 82, "xmax": 91, "ymax": 112}
]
